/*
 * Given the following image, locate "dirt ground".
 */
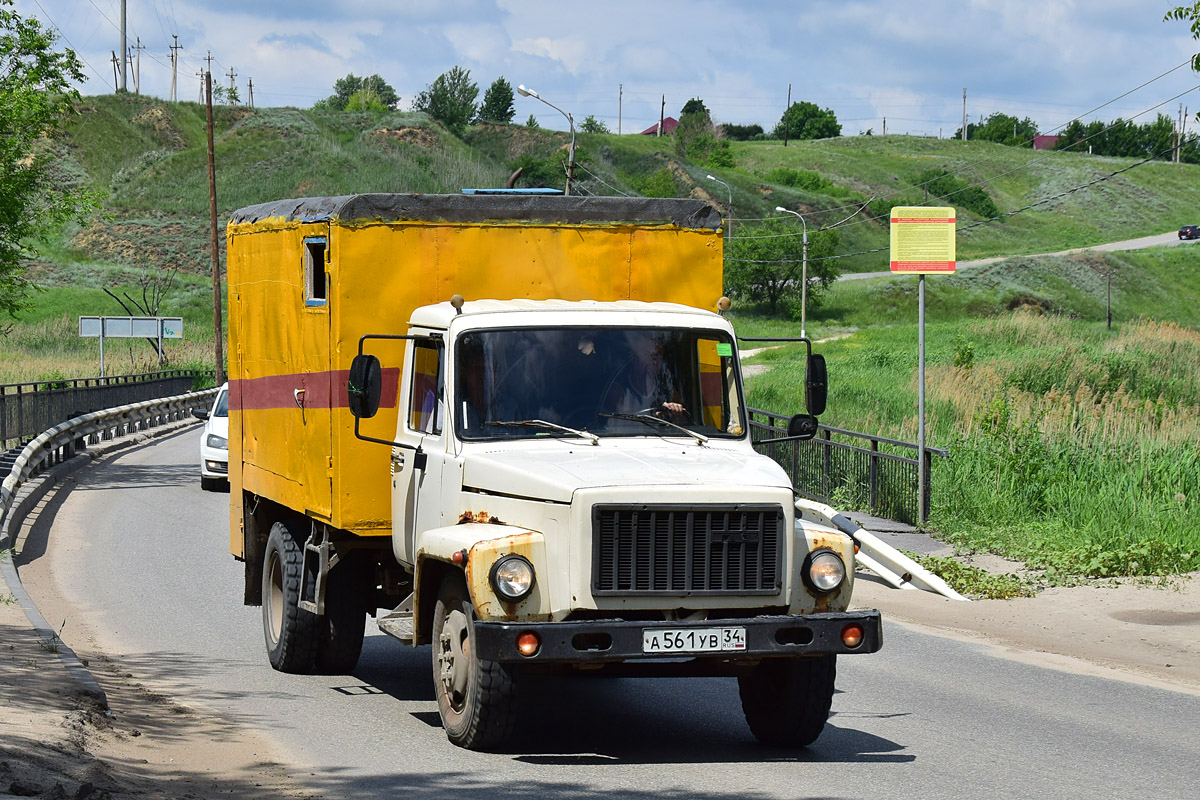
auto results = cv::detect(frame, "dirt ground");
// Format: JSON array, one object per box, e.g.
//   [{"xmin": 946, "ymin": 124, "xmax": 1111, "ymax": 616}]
[{"xmin": 3, "ymin": 531, "xmax": 1199, "ymax": 799}]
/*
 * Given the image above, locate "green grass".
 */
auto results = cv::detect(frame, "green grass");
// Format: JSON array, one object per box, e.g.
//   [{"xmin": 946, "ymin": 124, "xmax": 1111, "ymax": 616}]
[{"xmin": 901, "ymin": 552, "xmax": 1036, "ymax": 599}]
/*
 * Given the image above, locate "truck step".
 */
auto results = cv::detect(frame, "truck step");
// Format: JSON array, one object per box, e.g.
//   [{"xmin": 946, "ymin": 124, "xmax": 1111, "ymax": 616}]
[
  {"xmin": 378, "ymin": 611, "xmax": 415, "ymax": 644},
  {"xmin": 377, "ymin": 593, "xmax": 415, "ymax": 644}
]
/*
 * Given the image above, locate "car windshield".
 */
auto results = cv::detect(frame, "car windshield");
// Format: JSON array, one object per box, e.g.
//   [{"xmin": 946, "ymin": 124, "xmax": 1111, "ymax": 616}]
[
  {"xmin": 455, "ymin": 327, "xmax": 745, "ymax": 440},
  {"xmin": 213, "ymin": 388, "xmax": 229, "ymax": 418}
]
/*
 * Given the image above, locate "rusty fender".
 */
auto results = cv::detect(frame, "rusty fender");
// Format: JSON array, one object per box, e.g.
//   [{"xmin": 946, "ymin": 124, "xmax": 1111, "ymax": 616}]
[
  {"xmin": 789, "ymin": 523, "xmax": 857, "ymax": 614},
  {"xmin": 415, "ymin": 523, "xmax": 551, "ymax": 622}
]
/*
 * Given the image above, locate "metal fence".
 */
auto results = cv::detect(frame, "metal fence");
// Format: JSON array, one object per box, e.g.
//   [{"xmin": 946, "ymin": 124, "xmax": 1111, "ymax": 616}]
[
  {"xmin": 748, "ymin": 407, "xmax": 948, "ymax": 526},
  {"xmin": 0, "ymin": 370, "xmax": 214, "ymax": 450}
]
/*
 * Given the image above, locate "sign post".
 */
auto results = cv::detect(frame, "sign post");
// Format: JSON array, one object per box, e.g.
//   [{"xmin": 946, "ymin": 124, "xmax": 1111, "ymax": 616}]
[
  {"xmin": 889, "ymin": 207, "xmax": 956, "ymax": 524},
  {"xmin": 79, "ymin": 316, "xmax": 184, "ymax": 378}
]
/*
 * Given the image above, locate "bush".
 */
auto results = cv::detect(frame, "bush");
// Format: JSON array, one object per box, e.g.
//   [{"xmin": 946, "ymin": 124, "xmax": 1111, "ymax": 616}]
[
  {"xmin": 631, "ymin": 167, "xmax": 677, "ymax": 198},
  {"xmin": 765, "ymin": 168, "xmax": 830, "ymax": 192},
  {"xmin": 915, "ymin": 168, "xmax": 998, "ymax": 219}
]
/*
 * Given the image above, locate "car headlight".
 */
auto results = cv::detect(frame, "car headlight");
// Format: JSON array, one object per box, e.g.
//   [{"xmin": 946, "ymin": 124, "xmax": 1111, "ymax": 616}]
[
  {"xmin": 489, "ymin": 554, "xmax": 535, "ymax": 601},
  {"xmin": 206, "ymin": 434, "xmax": 228, "ymax": 450},
  {"xmin": 804, "ymin": 550, "xmax": 846, "ymax": 594}
]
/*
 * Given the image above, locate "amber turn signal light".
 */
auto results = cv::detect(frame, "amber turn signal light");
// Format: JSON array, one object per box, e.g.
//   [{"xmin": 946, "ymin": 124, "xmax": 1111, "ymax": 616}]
[
  {"xmin": 841, "ymin": 623, "xmax": 864, "ymax": 649},
  {"xmin": 516, "ymin": 631, "xmax": 541, "ymax": 657}
]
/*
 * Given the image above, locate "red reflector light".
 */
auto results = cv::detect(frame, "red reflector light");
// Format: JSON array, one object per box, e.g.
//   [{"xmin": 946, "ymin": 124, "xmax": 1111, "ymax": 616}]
[
  {"xmin": 841, "ymin": 624, "xmax": 864, "ymax": 649},
  {"xmin": 516, "ymin": 631, "xmax": 540, "ymax": 657}
]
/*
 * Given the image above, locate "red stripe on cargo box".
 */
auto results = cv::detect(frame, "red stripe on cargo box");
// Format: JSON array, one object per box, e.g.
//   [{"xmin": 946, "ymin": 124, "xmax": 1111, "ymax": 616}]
[{"xmin": 230, "ymin": 369, "xmax": 400, "ymax": 411}]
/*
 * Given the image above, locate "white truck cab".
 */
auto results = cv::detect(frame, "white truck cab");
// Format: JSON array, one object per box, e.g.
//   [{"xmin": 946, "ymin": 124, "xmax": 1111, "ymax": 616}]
[{"xmin": 345, "ymin": 298, "xmax": 882, "ymax": 749}]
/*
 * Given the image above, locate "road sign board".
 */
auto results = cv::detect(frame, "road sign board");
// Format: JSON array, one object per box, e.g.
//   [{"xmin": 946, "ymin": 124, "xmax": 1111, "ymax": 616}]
[
  {"xmin": 890, "ymin": 206, "xmax": 956, "ymax": 273},
  {"xmin": 79, "ymin": 316, "xmax": 184, "ymax": 338}
]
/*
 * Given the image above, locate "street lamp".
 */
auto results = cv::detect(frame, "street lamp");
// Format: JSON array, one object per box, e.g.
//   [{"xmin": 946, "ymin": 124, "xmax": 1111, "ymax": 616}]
[
  {"xmin": 517, "ymin": 84, "xmax": 575, "ymax": 195},
  {"xmin": 775, "ymin": 206, "xmax": 808, "ymax": 339},
  {"xmin": 706, "ymin": 174, "xmax": 732, "ymax": 242}
]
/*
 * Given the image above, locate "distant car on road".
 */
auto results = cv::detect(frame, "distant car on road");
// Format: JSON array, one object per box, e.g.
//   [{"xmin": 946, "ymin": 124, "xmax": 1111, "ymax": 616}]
[
  {"xmin": 194, "ymin": 382, "xmax": 229, "ymax": 491},
  {"xmin": 1179, "ymin": 225, "xmax": 1200, "ymax": 240}
]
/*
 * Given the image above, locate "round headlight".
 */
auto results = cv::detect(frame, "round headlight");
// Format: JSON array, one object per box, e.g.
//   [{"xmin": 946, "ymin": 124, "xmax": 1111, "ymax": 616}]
[
  {"xmin": 206, "ymin": 434, "xmax": 228, "ymax": 449},
  {"xmin": 806, "ymin": 550, "xmax": 846, "ymax": 593},
  {"xmin": 490, "ymin": 554, "xmax": 535, "ymax": 601}
]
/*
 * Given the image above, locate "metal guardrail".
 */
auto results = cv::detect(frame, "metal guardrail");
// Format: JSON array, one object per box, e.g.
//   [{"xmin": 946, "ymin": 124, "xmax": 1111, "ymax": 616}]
[
  {"xmin": 0, "ymin": 390, "xmax": 217, "ymax": 531},
  {"xmin": 0, "ymin": 370, "xmax": 214, "ymax": 450},
  {"xmin": 748, "ymin": 407, "xmax": 949, "ymax": 525}
]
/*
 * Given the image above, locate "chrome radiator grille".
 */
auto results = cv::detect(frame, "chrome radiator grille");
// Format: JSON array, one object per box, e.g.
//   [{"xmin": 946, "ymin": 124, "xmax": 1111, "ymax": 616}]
[{"xmin": 591, "ymin": 504, "xmax": 784, "ymax": 596}]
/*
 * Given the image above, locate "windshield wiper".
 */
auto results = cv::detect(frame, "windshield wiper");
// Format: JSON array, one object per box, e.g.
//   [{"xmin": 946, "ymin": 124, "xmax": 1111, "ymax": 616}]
[
  {"xmin": 599, "ymin": 412, "xmax": 708, "ymax": 446},
  {"xmin": 485, "ymin": 419, "xmax": 600, "ymax": 446}
]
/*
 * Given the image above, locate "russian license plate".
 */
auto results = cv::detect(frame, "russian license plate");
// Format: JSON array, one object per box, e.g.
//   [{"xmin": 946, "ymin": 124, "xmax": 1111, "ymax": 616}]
[{"xmin": 642, "ymin": 626, "xmax": 747, "ymax": 654}]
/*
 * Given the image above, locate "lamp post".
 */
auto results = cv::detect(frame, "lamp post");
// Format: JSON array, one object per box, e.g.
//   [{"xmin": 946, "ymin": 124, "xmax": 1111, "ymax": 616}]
[
  {"xmin": 706, "ymin": 174, "xmax": 732, "ymax": 243},
  {"xmin": 518, "ymin": 84, "xmax": 575, "ymax": 195},
  {"xmin": 775, "ymin": 206, "xmax": 808, "ymax": 339}
]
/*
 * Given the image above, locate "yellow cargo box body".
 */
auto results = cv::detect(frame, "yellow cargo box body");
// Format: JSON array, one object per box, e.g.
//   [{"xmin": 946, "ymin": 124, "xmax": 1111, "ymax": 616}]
[{"xmin": 226, "ymin": 193, "xmax": 724, "ymax": 554}]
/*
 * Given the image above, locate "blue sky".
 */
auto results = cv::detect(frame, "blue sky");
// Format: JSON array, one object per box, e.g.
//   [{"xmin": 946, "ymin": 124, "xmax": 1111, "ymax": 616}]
[{"xmin": 15, "ymin": 1, "xmax": 1200, "ymax": 138}]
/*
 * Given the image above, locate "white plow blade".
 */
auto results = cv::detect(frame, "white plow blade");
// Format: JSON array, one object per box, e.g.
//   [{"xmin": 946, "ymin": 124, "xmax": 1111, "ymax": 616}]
[{"xmin": 796, "ymin": 499, "xmax": 970, "ymax": 602}]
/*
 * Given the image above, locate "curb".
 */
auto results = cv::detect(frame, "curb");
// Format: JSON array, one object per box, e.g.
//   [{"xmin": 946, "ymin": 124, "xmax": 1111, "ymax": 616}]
[{"xmin": 0, "ymin": 417, "xmax": 202, "ymax": 709}]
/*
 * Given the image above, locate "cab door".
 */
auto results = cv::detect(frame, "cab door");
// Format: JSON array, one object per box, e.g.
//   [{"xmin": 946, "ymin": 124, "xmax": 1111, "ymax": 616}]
[{"xmin": 392, "ymin": 334, "xmax": 445, "ymax": 566}]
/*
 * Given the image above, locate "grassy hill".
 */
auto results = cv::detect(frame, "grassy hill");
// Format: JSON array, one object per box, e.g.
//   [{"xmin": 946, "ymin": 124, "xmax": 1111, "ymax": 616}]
[{"xmin": 9, "ymin": 94, "xmax": 1200, "ymax": 580}]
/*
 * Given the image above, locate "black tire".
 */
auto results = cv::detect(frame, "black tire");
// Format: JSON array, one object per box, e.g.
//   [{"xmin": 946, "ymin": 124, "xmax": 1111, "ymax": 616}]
[
  {"xmin": 431, "ymin": 574, "xmax": 518, "ymax": 750},
  {"xmin": 738, "ymin": 655, "xmax": 837, "ymax": 747},
  {"xmin": 262, "ymin": 520, "xmax": 319, "ymax": 673},
  {"xmin": 201, "ymin": 476, "xmax": 220, "ymax": 491},
  {"xmin": 314, "ymin": 554, "xmax": 369, "ymax": 675}
]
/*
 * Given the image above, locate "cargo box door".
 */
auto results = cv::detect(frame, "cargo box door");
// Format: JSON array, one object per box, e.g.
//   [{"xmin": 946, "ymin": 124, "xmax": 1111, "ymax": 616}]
[{"xmin": 293, "ymin": 229, "xmax": 334, "ymax": 518}]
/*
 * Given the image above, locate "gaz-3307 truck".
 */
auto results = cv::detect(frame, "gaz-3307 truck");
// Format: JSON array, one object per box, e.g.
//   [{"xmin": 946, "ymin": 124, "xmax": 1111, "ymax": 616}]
[{"xmin": 226, "ymin": 193, "xmax": 882, "ymax": 750}]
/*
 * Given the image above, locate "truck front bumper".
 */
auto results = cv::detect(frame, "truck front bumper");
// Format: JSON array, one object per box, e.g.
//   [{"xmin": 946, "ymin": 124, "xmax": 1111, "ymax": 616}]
[{"xmin": 474, "ymin": 610, "xmax": 882, "ymax": 664}]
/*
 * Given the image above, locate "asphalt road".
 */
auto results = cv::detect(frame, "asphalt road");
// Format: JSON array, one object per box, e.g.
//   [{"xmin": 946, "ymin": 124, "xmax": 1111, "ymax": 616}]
[
  {"xmin": 840, "ymin": 229, "xmax": 1196, "ymax": 281},
  {"xmin": 24, "ymin": 430, "xmax": 1200, "ymax": 799}
]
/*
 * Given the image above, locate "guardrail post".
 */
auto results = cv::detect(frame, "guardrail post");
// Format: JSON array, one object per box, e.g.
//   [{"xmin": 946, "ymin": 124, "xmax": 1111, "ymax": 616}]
[
  {"xmin": 869, "ymin": 439, "xmax": 879, "ymax": 512},
  {"xmin": 821, "ymin": 428, "xmax": 833, "ymax": 498}
]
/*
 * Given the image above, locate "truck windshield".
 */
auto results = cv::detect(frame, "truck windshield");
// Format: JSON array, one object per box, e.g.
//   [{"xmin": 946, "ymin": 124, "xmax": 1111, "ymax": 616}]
[{"xmin": 455, "ymin": 327, "xmax": 746, "ymax": 440}]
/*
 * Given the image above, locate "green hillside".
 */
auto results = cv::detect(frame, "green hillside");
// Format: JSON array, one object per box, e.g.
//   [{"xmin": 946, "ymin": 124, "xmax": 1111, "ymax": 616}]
[{"xmin": 32, "ymin": 94, "xmax": 1200, "ymax": 282}]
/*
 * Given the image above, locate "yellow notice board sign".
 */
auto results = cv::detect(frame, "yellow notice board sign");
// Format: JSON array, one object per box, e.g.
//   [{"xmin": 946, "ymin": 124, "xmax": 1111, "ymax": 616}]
[{"xmin": 890, "ymin": 206, "xmax": 956, "ymax": 273}]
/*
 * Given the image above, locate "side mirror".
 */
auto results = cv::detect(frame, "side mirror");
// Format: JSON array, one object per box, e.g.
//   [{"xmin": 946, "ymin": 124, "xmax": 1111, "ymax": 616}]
[
  {"xmin": 786, "ymin": 413, "xmax": 819, "ymax": 440},
  {"xmin": 192, "ymin": 409, "xmax": 209, "ymax": 421},
  {"xmin": 347, "ymin": 354, "xmax": 382, "ymax": 419},
  {"xmin": 805, "ymin": 353, "xmax": 827, "ymax": 417}
]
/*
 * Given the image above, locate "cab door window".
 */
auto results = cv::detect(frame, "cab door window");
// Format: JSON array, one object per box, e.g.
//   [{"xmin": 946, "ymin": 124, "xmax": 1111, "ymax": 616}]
[{"xmin": 408, "ymin": 340, "xmax": 444, "ymax": 434}]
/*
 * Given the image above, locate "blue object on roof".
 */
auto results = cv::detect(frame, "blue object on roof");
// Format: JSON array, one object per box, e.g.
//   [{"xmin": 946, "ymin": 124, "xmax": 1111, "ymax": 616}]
[{"xmin": 461, "ymin": 188, "xmax": 565, "ymax": 195}]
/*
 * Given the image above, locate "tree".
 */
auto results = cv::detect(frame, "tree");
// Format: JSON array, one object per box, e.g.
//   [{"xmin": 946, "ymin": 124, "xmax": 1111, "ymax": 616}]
[
  {"xmin": 580, "ymin": 114, "xmax": 610, "ymax": 133},
  {"xmin": 477, "ymin": 76, "xmax": 515, "ymax": 123},
  {"xmin": 326, "ymin": 73, "xmax": 399, "ymax": 110},
  {"xmin": 720, "ymin": 123, "xmax": 763, "ymax": 141},
  {"xmin": 674, "ymin": 96, "xmax": 732, "ymax": 167},
  {"xmin": 0, "ymin": 0, "xmax": 95, "ymax": 323},
  {"xmin": 1166, "ymin": 4, "xmax": 1200, "ymax": 70},
  {"xmin": 772, "ymin": 101, "xmax": 841, "ymax": 140},
  {"xmin": 526, "ymin": 114, "xmax": 539, "ymax": 128},
  {"xmin": 724, "ymin": 216, "xmax": 840, "ymax": 316},
  {"xmin": 413, "ymin": 66, "xmax": 478, "ymax": 137},
  {"xmin": 954, "ymin": 112, "xmax": 1038, "ymax": 146}
]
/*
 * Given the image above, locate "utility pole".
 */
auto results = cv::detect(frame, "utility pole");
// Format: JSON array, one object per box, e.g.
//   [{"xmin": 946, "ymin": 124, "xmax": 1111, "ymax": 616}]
[
  {"xmin": 227, "ymin": 66, "xmax": 238, "ymax": 103},
  {"xmin": 784, "ymin": 83, "xmax": 791, "ymax": 146},
  {"xmin": 119, "ymin": 0, "xmax": 127, "ymax": 91},
  {"xmin": 111, "ymin": 51, "xmax": 119, "ymax": 91},
  {"xmin": 658, "ymin": 94, "xmax": 665, "ymax": 137},
  {"xmin": 618, "ymin": 84, "xmax": 622, "ymax": 135},
  {"xmin": 197, "ymin": 71, "xmax": 205, "ymax": 103},
  {"xmin": 248, "ymin": 78, "xmax": 254, "ymax": 109},
  {"xmin": 205, "ymin": 71, "xmax": 225, "ymax": 385},
  {"xmin": 169, "ymin": 35, "xmax": 180, "ymax": 102},
  {"xmin": 882, "ymin": 117, "xmax": 887, "ymax": 136},
  {"xmin": 961, "ymin": 88, "xmax": 967, "ymax": 141},
  {"xmin": 133, "ymin": 37, "xmax": 144, "ymax": 94}
]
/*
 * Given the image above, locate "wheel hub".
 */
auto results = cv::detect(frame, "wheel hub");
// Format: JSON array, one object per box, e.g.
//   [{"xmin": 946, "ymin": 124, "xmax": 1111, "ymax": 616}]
[{"xmin": 438, "ymin": 608, "xmax": 471, "ymax": 701}]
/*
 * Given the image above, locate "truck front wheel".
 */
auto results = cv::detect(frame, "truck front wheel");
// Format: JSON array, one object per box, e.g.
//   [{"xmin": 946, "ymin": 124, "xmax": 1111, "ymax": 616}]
[
  {"xmin": 738, "ymin": 655, "xmax": 836, "ymax": 747},
  {"xmin": 431, "ymin": 575, "xmax": 518, "ymax": 750},
  {"xmin": 262, "ymin": 520, "xmax": 319, "ymax": 673}
]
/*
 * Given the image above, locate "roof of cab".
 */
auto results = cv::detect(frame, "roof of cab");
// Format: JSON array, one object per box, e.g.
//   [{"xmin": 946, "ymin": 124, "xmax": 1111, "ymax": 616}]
[
  {"xmin": 228, "ymin": 193, "xmax": 723, "ymax": 230},
  {"xmin": 408, "ymin": 299, "xmax": 726, "ymax": 331}
]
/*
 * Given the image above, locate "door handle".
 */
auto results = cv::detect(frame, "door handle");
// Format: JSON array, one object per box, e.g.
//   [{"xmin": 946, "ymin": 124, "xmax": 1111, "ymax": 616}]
[{"xmin": 293, "ymin": 388, "xmax": 305, "ymax": 408}]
